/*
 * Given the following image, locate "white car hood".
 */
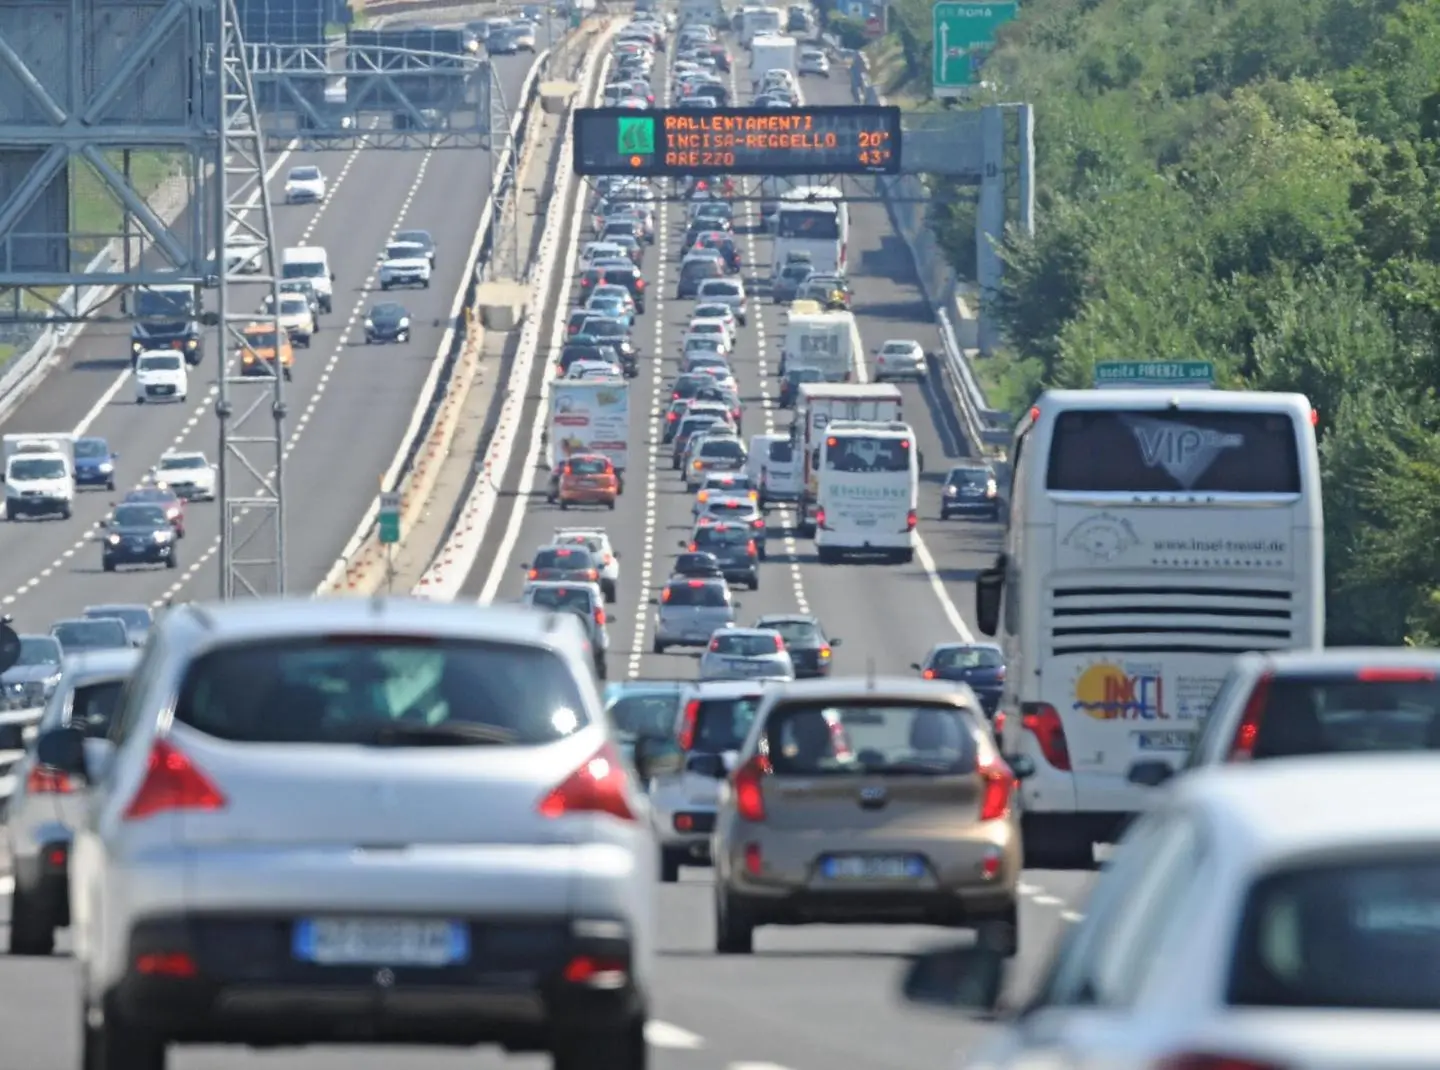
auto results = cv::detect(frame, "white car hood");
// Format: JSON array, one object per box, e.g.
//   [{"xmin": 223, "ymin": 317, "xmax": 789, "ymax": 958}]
[
  {"xmin": 382, "ymin": 257, "xmax": 429, "ymax": 271},
  {"xmin": 277, "ymin": 309, "xmax": 311, "ymax": 326},
  {"xmin": 162, "ymin": 468, "xmax": 214, "ymax": 486},
  {"xmin": 286, "ymin": 179, "xmax": 323, "ymax": 191}
]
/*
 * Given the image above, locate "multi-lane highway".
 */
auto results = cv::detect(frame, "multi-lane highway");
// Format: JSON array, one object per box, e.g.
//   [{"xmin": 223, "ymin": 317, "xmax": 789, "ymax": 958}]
[
  {"xmin": 0, "ymin": 48, "xmax": 538, "ymax": 630},
  {"xmin": 0, "ymin": 27, "xmax": 1100, "ymax": 1070}
]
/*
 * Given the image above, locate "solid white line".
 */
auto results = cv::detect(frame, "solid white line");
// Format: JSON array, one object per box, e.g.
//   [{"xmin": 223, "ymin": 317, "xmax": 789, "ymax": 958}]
[
  {"xmin": 477, "ymin": 52, "xmax": 613, "ymax": 604},
  {"xmin": 728, "ymin": 1064, "xmax": 795, "ymax": 1070},
  {"xmin": 645, "ymin": 1020, "xmax": 705, "ymax": 1049}
]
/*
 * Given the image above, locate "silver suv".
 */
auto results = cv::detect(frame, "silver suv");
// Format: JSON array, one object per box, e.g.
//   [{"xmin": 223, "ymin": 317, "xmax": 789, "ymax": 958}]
[
  {"xmin": 37, "ymin": 597, "xmax": 654, "ymax": 1069},
  {"xmin": 651, "ymin": 577, "xmax": 738, "ymax": 654}
]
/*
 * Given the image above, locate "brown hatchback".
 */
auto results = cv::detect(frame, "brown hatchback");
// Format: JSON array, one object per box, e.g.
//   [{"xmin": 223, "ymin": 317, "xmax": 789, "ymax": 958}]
[{"xmin": 711, "ymin": 677, "xmax": 1026, "ymax": 956}]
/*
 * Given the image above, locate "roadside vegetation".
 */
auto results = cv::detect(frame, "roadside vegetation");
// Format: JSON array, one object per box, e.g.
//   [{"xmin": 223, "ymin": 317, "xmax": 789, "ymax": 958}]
[{"xmin": 867, "ymin": 0, "xmax": 1440, "ymax": 646}]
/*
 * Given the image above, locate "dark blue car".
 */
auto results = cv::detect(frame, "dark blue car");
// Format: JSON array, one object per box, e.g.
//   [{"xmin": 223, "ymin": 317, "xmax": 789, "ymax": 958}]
[
  {"xmin": 73, "ymin": 436, "xmax": 116, "ymax": 490},
  {"xmin": 913, "ymin": 642, "xmax": 1005, "ymax": 716}
]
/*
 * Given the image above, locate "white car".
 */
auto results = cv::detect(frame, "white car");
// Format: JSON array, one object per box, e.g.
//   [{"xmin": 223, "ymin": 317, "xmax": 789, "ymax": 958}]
[
  {"xmin": 378, "ymin": 241, "xmax": 432, "ymax": 290},
  {"xmin": 152, "ymin": 451, "xmax": 217, "ymax": 501},
  {"xmin": 694, "ymin": 277, "xmax": 749, "ymax": 325},
  {"xmin": 567, "ymin": 359, "xmax": 624, "ymax": 380},
  {"xmin": 580, "ymin": 241, "xmax": 625, "ymax": 269},
  {"xmin": 683, "ymin": 319, "xmax": 733, "ymax": 350},
  {"xmin": 905, "ymin": 755, "xmax": 1440, "ymax": 1068},
  {"xmin": 282, "ymin": 165, "xmax": 326, "ymax": 204},
  {"xmin": 798, "ymin": 48, "xmax": 830, "ymax": 76},
  {"xmin": 224, "ymin": 240, "xmax": 264, "ymax": 274},
  {"xmin": 874, "ymin": 338, "xmax": 927, "ymax": 381},
  {"xmin": 691, "ymin": 302, "xmax": 737, "ymax": 336},
  {"xmin": 133, "ymin": 350, "xmax": 187, "ymax": 403},
  {"xmin": 697, "ymin": 628, "xmax": 794, "ymax": 683},
  {"xmin": 264, "ymin": 293, "xmax": 316, "ymax": 347},
  {"xmin": 552, "ymin": 527, "xmax": 621, "ymax": 602}
]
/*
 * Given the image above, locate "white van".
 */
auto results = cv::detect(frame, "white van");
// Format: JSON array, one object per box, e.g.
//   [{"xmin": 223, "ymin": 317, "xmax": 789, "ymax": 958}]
[
  {"xmin": 281, "ymin": 246, "xmax": 334, "ymax": 312},
  {"xmin": 750, "ymin": 433, "xmax": 800, "ymax": 507}
]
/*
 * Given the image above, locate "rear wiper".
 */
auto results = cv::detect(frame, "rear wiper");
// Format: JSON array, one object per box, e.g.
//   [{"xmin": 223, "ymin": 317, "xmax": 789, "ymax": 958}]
[{"xmin": 360, "ymin": 722, "xmax": 517, "ymax": 747}]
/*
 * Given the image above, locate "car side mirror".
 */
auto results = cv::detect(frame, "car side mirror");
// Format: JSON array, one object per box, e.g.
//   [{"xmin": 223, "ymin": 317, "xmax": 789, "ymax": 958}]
[
  {"xmin": 901, "ymin": 944, "xmax": 1006, "ymax": 1013},
  {"xmin": 975, "ymin": 562, "xmax": 1005, "ymax": 638},
  {"xmin": 828, "ymin": 637, "xmax": 842, "ymax": 647},
  {"xmin": 909, "ymin": 662, "xmax": 922, "ymax": 671},
  {"xmin": 0, "ymin": 723, "xmax": 24, "ymax": 751},
  {"xmin": 36, "ymin": 725, "xmax": 88, "ymax": 781},
  {"xmin": 1128, "ymin": 759, "xmax": 1175, "ymax": 788},
  {"xmin": 519, "ymin": 562, "xmax": 529, "ymax": 570},
  {"xmin": 330, "ymin": 272, "xmax": 337, "ymax": 281},
  {"xmin": 647, "ymin": 596, "xmax": 658, "ymax": 605},
  {"xmin": 1006, "ymin": 754, "xmax": 1036, "ymax": 780},
  {"xmin": 676, "ymin": 540, "xmax": 688, "ymax": 549}
]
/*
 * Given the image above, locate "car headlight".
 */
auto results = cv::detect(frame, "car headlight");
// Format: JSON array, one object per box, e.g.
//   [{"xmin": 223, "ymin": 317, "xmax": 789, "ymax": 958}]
[
  {"xmin": 186, "ymin": 337, "xmax": 198, "ymax": 348},
  {"xmin": 399, "ymin": 317, "xmax": 410, "ymax": 327},
  {"xmin": 107, "ymin": 533, "xmax": 120, "ymax": 545},
  {"xmin": 364, "ymin": 319, "xmax": 374, "ymax": 330},
  {"xmin": 131, "ymin": 340, "xmax": 143, "ymax": 354},
  {"xmin": 153, "ymin": 530, "xmax": 172, "ymax": 542},
  {"xmin": 99, "ymin": 462, "xmax": 113, "ymax": 472},
  {"xmin": 945, "ymin": 485, "xmax": 957, "ymax": 496}
]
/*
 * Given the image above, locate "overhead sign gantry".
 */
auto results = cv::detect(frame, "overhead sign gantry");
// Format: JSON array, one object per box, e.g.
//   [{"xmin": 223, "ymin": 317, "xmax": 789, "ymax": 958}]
[{"xmin": 572, "ymin": 106, "xmax": 902, "ymax": 176}]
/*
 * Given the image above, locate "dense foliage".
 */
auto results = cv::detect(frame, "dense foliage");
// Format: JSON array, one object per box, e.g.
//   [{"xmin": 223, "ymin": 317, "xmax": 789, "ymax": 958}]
[{"xmin": 913, "ymin": 0, "xmax": 1440, "ymax": 646}]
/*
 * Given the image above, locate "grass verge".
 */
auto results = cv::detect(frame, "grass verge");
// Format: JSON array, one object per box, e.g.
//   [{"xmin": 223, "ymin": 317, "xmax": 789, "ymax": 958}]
[{"xmin": 862, "ymin": 34, "xmax": 923, "ymax": 107}]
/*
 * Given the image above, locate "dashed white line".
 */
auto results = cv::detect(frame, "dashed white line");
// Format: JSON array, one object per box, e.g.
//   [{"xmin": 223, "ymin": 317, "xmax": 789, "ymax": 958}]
[{"xmin": 644, "ymin": 1020, "xmax": 704, "ymax": 1049}]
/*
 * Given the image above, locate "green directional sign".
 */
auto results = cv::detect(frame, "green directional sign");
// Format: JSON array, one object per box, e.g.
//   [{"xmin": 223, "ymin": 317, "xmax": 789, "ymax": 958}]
[
  {"xmin": 378, "ymin": 490, "xmax": 402, "ymax": 545},
  {"xmin": 932, "ymin": 1, "xmax": 1018, "ymax": 98},
  {"xmin": 1093, "ymin": 361, "xmax": 1215, "ymax": 389},
  {"xmin": 616, "ymin": 115, "xmax": 655, "ymax": 157}
]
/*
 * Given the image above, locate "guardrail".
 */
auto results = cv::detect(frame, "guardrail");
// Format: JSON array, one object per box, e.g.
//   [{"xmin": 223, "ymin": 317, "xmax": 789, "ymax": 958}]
[
  {"xmin": 317, "ymin": 24, "xmax": 598, "ymax": 593},
  {"xmin": 841, "ymin": 48, "xmax": 1013, "ymax": 458}
]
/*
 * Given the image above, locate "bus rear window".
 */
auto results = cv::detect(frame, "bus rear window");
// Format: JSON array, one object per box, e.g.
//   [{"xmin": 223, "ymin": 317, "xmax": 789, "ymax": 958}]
[
  {"xmin": 825, "ymin": 437, "xmax": 910, "ymax": 473},
  {"xmin": 1046, "ymin": 410, "xmax": 1302, "ymax": 494}
]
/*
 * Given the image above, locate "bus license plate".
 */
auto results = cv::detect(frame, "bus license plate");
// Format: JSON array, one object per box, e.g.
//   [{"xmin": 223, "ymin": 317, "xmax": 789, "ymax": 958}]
[{"xmin": 1135, "ymin": 731, "xmax": 1190, "ymax": 752}]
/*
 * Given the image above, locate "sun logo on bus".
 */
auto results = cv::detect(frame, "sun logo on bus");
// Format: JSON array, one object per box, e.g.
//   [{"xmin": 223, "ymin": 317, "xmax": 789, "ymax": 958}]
[
  {"xmin": 1073, "ymin": 661, "xmax": 1167, "ymax": 721},
  {"xmin": 1061, "ymin": 512, "xmax": 1138, "ymax": 564}
]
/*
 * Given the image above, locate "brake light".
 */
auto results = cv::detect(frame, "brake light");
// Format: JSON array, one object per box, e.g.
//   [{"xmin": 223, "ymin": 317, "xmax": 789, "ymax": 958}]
[
  {"xmin": 1356, "ymin": 667, "xmax": 1437, "ymax": 682},
  {"xmin": 123, "ymin": 739, "xmax": 226, "ymax": 821},
  {"xmin": 594, "ymin": 608, "xmax": 606, "ymax": 625},
  {"xmin": 563, "ymin": 464, "xmax": 572, "ymax": 476},
  {"xmin": 586, "ymin": 569, "xmax": 598, "ymax": 580},
  {"xmin": 906, "ymin": 508, "xmax": 918, "ymax": 531},
  {"xmin": 688, "ymin": 541, "xmax": 698, "ymax": 551},
  {"xmin": 747, "ymin": 539, "xmax": 757, "ymax": 554},
  {"xmin": 528, "ymin": 568, "xmax": 539, "ymax": 580},
  {"xmin": 815, "ymin": 507, "xmax": 827, "ymax": 528},
  {"xmin": 752, "ymin": 518, "xmax": 764, "ymax": 529},
  {"xmin": 1229, "ymin": 674, "xmax": 1273, "ymax": 760},
  {"xmin": 687, "ymin": 579, "xmax": 704, "ymax": 587},
  {"xmin": 636, "ymin": 279, "xmax": 646, "ymax": 289},
  {"xmin": 678, "ymin": 698, "xmax": 701, "ymax": 749},
  {"xmin": 26, "ymin": 766, "xmax": 74, "ymax": 794},
  {"xmin": 694, "ymin": 459, "xmax": 703, "ymax": 469},
  {"xmin": 733, "ymin": 754, "xmax": 769, "ymax": 821},
  {"xmin": 537, "ymin": 742, "xmax": 635, "ymax": 822},
  {"xmin": 978, "ymin": 756, "xmax": 1016, "ymax": 821},
  {"xmin": 668, "ymin": 411, "xmax": 678, "ymax": 421},
  {"xmin": 922, "ymin": 668, "xmax": 936, "ymax": 680},
  {"xmin": 772, "ymin": 633, "xmax": 784, "ymax": 652},
  {"xmin": 1020, "ymin": 703, "xmax": 1071, "ymax": 772},
  {"xmin": 1155, "ymin": 1056, "xmax": 1291, "ymax": 1070}
]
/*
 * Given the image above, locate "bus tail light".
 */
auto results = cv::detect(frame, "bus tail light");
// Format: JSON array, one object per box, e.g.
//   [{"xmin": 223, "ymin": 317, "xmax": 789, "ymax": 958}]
[
  {"xmin": 1020, "ymin": 703, "xmax": 1071, "ymax": 772},
  {"xmin": 905, "ymin": 509, "xmax": 917, "ymax": 531},
  {"xmin": 815, "ymin": 507, "xmax": 827, "ymax": 529}
]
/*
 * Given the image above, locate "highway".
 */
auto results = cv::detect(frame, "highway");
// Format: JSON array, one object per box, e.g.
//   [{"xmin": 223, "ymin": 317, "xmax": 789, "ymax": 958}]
[
  {"xmin": 0, "ymin": 47, "xmax": 538, "ymax": 631},
  {"xmin": 0, "ymin": 26, "xmax": 1101, "ymax": 1070}
]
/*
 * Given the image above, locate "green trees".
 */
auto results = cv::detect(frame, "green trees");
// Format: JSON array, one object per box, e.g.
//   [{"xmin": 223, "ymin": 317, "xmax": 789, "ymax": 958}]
[{"xmin": 941, "ymin": 0, "xmax": 1440, "ymax": 644}]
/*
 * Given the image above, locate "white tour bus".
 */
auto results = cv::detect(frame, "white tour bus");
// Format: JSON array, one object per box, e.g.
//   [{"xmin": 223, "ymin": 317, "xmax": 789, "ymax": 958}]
[
  {"xmin": 772, "ymin": 186, "xmax": 848, "ymax": 276},
  {"xmin": 975, "ymin": 388, "xmax": 1324, "ymax": 869},
  {"xmin": 813, "ymin": 419, "xmax": 918, "ymax": 563}
]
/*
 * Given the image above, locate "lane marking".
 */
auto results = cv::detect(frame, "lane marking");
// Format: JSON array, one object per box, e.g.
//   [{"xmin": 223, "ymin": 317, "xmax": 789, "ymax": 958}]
[{"xmin": 645, "ymin": 1020, "xmax": 705, "ymax": 1050}]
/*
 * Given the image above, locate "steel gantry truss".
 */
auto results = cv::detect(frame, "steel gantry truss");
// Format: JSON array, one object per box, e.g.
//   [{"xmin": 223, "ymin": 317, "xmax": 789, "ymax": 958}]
[{"xmin": 212, "ymin": 0, "xmax": 286, "ymax": 601}]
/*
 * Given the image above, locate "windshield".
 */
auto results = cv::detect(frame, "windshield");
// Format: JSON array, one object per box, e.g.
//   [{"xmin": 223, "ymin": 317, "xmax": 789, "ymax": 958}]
[
  {"xmin": 9, "ymin": 457, "xmax": 65, "ymax": 480},
  {"xmin": 607, "ymin": 690, "xmax": 684, "ymax": 739},
  {"xmin": 67, "ymin": 680, "xmax": 126, "ymax": 738},
  {"xmin": 1230, "ymin": 856, "xmax": 1440, "ymax": 1011},
  {"xmin": 583, "ymin": 319, "xmax": 625, "ymax": 337},
  {"xmin": 700, "ymin": 438, "xmax": 745, "ymax": 458},
  {"xmin": 53, "ymin": 620, "xmax": 128, "ymax": 650},
  {"xmin": 764, "ymin": 703, "xmax": 977, "ymax": 776},
  {"xmin": 113, "ymin": 504, "xmax": 168, "ymax": 527},
  {"xmin": 527, "ymin": 587, "xmax": 594, "ymax": 614},
  {"xmin": 1243, "ymin": 674, "xmax": 1440, "ymax": 758},
  {"xmin": 694, "ymin": 526, "xmax": 751, "ymax": 548},
  {"xmin": 85, "ymin": 607, "xmax": 151, "ymax": 629},
  {"xmin": 138, "ymin": 354, "xmax": 182, "ymax": 372},
  {"xmin": 712, "ymin": 633, "xmax": 780, "ymax": 658},
  {"xmin": 289, "ymin": 167, "xmax": 320, "ymax": 181},
  {"xmin": 135, "ymin": 288, "xmax": 193, "ymax": 318},
  {"xmin": 683, "ymin": 260, "xmax": 720, "ymax": 278},
  {"xmin": 663, "ymin": 581, "xmax": 728, "ymax": 607},
  {"xmin": 700, "ymin": 282, "xmax": 741, "ymax": 298},
  {"xmin": 824, "ymin": 436, "xmax": 911, "ymax": 473},
  {"xmin": 764, "ymin": 620, "xmax": 820, "ymax": 647},
  {"xmin": 371, "ymin": 304, "xmax": 404, "ymax": 320},
  {"xmin": 568, "ymin": 457, "xmax": 609, "ymax": 475},
  {"xmin": 282, "ymin": 261, "xmax": 324, "ymax": 279},
  {"xmin": 74, "ymin": 439, "xmax": 107, "ymax": 459},
  {"xmin": 694, "ymin": 305, "xmax": 730, "ymax": 319},
  {"xmin": 932, "ymin": 645, "xmax": 1003, "ymax": 669},
  {"xmin": 244, "ymin": 329, "xmax": 280, "ymax": 349},
  {"xmin": 680, "ymin": 415, "xmax": 723, "ymax": 436},
  {"xmin": 174, "ymin": 637, "xmax": 589, "ymax": 746},
  {"xmin": 948, "ymin": 467, "xmax": 993, "ymax": 486},
  {"xmin": 533, "ymin": 547, "xmax": 596, "ymax": 570},
  {"xmin": 14, "ymin": 637, "xmax": 61, "ymax": 667},
  {"xmin": 387, "ymin": 243, "xmax": 423, "ymax": 260},
  {"xmin": 688, "ymin": 694, "xmax": 760, "ymax": 751},
  {"xmin": 161, "ymin": 456, "xmax": 206, "ymax": 470},
  {"xmin": 280, "ymin": 297, "xmax": 308, "ymax": 315},
  {"xmin": 1047, "ymin": 409, "xmax": 1302, "ymax": 494},
  {"xmin": 777, "ymin": 207, "xmax": 841, "ymax": 240},
  {"xmin": 395, "ymin": 231, "xmax": 429, "ymax": 247},
  {"xmin": 781, "ymin": 264, "xmax": 812, "ymax": 282}
]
